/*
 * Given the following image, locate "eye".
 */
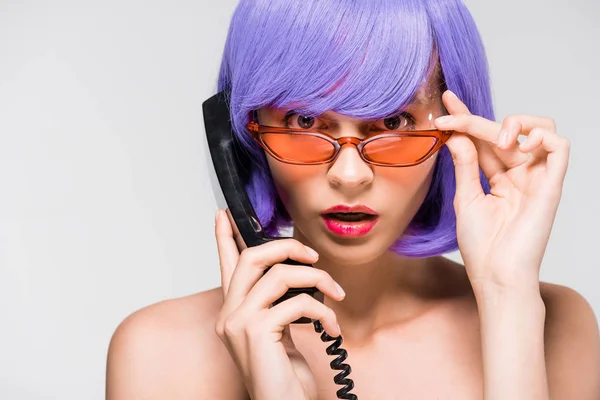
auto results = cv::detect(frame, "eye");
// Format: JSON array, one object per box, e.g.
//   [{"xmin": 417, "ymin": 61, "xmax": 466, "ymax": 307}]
[
  {"xmin": 377, "ymin": 112, "xmax": 416, "ymax": 131},
  {"xmin": 284, "ymin": 112, "xmax": 320, "ymax": 130}
]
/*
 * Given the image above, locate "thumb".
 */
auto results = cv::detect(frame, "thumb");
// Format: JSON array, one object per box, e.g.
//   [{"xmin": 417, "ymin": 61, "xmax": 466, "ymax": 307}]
[{"xmin": 444, "ymin": 133, "xmax": 484, "ymax": 207}]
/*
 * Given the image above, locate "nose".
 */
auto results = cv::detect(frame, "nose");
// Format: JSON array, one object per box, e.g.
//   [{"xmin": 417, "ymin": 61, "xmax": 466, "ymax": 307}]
[{"xmin": 327, "ymin": 142, "xmax": 374, "ymax": 190}]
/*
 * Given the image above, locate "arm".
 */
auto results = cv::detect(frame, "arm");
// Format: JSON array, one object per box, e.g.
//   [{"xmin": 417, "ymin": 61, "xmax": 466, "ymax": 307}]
[
  {"xmin": 434, "ymin": 91, "xmax": 599, "ymax": 399},
  {"xmin": 474, "ymin": 282, "xmax": 600, "ymax": 400},
  {"xmin": 474, "ymin": 284, "xmax": 548, "ymax": 400}
]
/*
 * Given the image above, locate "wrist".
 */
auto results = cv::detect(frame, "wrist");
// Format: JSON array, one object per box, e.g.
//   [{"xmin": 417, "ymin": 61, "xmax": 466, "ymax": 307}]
[
  {"xmin": 472, "ymin": 280, "xmax": 545, "ymax": 313},
  {"xmin": 469, "ymin": 267, "xmax": 540, "ymax": 297}
]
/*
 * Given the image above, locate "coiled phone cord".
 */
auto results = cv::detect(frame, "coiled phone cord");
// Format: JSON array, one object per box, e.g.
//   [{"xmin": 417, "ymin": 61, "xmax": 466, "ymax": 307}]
[{"xmin": 313, "ymin": 320, "xmax": 358, "ymax": 399}]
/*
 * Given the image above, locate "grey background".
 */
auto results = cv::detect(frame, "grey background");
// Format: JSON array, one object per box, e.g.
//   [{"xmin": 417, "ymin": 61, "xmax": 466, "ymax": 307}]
[{"xmin": 0, "ymin": 0, "xmax": 598, "ymax": 398}]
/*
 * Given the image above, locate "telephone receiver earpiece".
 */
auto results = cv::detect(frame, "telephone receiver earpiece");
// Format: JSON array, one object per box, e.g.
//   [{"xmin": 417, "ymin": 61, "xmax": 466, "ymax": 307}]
[{"xmin": 202, "ymin": 90, "xmax": 322, "ymax": 321}]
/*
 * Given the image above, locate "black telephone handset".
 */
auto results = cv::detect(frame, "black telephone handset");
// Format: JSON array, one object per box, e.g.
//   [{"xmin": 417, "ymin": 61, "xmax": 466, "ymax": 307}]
[
  {"xmin": 202, "ymin": 91, "xmax": 358, "ymax": 399},
  {"xmin": 202, "ymin": 91, "xmax": 321, "ymax": 321}
]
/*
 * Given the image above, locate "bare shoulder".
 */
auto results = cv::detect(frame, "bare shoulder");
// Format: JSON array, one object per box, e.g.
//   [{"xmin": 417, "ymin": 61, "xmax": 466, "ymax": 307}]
[
  {"xmin": 539, "ymin": 281, "xmax": 599, "ymax": 341},
  {"xmin": 434, "ymin": 259, "xmax": 600, "ymax": 396},
  {"xmin": 539, "ymin": 282, "xmax": 600, "ymax": 398},
  {"xmin": 106, "ymin": 287, "xmax": 248, "ymax": 400}
]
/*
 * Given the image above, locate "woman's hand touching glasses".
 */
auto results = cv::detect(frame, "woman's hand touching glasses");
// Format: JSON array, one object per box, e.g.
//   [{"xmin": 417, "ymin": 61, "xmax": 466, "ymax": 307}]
[{"xmin": 434, "ymin": 90, "xmax": 570, "ymax": 294}]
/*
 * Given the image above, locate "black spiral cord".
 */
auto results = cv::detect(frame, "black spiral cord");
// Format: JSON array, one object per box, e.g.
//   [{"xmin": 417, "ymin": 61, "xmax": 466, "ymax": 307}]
[{"xmin": 313, "ymin": 320, "xmax": 358, "ymax": 399}]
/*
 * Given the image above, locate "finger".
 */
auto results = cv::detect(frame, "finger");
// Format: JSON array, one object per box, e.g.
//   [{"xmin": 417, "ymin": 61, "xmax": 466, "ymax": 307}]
[
  {"xmin": 226, "ymin": 208, "xmax": 247, "ymax": 252},
  {"xmin": 440, "ymin": 91, "xmax": 500, "ymax": 178},
  {"xmin": 442, "ymin": 90, "xmax": 504, "ymax": 175},
  {"xmin": 519, "ymin": 128, "xmax": 570, "ymax": 182},
  {"xmin": 438, "ymin": 91, "xmax": 501, "ymax": 139},
  {"xmin": 436, "ymin": 92, "xmax": 533, "ymax": 171},
  {"xmin": 436, "ymin": 112, "xmax": 531, "ymax": 170},
  {"xmin": 443, "ymin": 132, "xmax": 485, "ymax": 206},
  {"xmin": 441, "ymin": 90, "xmax": 471, "ymax": 116},
  {"xmin": 263, "ymin": 293, "xmax": 341, "ymax": 338},
  {"xmin": 435, "ymin": 112, "xmax": 499, "ymax": 144},
  {"xmin": 437, "ymin": 91, "xmax": 511, "ymax": 177},
  {"xmin": 501, "ymin": 115, "xmax": 561, "ymax": 165},
  {"xmin": 499, "ymin": 115, "xmax": 557, "ymax": 150},
  {"xmin": 224, "ymin": 239, "xmax": 319, "ymax": 313},
  {"xmin": 216, "ymin": 209, "xmax": 241, "ymax": 296},
  {"xmin": 470, "ymin": 137, "xmax": 507, "ymax": 182},
  {"xmin": 243, "ymin": 264, "xmax": 345, "ymax": 310}
]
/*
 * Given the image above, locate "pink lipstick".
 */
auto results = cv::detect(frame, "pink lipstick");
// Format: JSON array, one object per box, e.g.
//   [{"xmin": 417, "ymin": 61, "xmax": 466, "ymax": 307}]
[{"xmin": 320, "ymin": 205, "xmax": 379, "ymax": 238}]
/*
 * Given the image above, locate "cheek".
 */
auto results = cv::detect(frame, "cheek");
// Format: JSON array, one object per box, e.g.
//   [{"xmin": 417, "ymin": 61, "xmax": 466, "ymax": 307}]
[
  {"xmin": 266, "ymin": 157, "xmax": 321, "ymax": 209},
  {"xmin": 376, "ymin": 156, "xmax": 438, "ymax": 216},
  {"xmin": 381, "ymin": 155, "xmax": 437, "ymax": 189},
  {"xmin": 419, "ymin": 155, "xmax": 439, "ymax": 186},
  {"xmin": 413, "ymin": 158, "xmax": 438, "ymax": 195}
]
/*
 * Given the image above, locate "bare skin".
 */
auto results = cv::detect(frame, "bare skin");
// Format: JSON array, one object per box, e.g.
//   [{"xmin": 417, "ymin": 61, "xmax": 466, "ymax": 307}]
[
  {"xmin": 106, "ymin": 87, "xmax": 600, "ymax": 398},
  {"xmin": 105, "ymin": 262, "xmax": 598, "ymax": 399}
]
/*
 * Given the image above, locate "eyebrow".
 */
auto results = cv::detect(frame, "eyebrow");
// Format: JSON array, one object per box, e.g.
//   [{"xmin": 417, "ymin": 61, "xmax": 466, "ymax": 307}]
[{"xmin": 314, "ymin": 112, "xmax": 373, "ymax": 126}]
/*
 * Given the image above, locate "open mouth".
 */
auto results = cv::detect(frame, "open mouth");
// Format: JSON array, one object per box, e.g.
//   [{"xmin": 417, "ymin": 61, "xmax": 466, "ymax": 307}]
[
  {"xmin": 321, "ymin": 212, "xmax": 379, "ymax": 238},
  {"xmin": 324, "ymin": 212, "xmax": 378, "ymax": 222}
]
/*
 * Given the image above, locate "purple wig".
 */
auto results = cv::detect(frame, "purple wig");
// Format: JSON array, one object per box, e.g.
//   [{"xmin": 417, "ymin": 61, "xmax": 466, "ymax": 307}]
[{"xmin": 216, "ymin": 0, "xmax": 493, "ymax": 257}]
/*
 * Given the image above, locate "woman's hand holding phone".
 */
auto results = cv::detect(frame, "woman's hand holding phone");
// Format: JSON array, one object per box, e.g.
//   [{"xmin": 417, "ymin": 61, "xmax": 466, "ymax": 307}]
[{"xmin": 214, "ymin": 209, "xmax": 345, "ymax": 400}]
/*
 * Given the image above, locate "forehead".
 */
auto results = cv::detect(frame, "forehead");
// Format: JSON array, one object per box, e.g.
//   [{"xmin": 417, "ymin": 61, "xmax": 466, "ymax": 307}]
[
  {"xmin": 411, "ymin": 83, "xmax": 443, "ymax": 106},
  {"xmin": 412, "ymin": 63, "xmax": 444, "ymax": 105}
]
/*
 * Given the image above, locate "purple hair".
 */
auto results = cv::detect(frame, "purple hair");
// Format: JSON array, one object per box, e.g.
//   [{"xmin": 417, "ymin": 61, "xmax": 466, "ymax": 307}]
[{"xmin": 217, "ymin": 0, "xmax": 493, "ymax": 257}]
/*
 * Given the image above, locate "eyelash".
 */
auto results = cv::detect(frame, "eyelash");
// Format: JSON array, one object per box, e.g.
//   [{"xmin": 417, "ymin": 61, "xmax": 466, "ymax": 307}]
[{"xmin": 283, "ymin": 111, "xmax": 417, "ymax": 130}]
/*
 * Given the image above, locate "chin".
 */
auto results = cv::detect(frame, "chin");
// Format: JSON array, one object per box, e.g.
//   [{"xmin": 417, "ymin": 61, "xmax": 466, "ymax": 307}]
[
  {"xmin": 295, "ymin": 223, "xmax": 400, "ymax": 266},
  {"xmin": 324, "ymin": 243, "xmax": 398, "ymax": 267}
]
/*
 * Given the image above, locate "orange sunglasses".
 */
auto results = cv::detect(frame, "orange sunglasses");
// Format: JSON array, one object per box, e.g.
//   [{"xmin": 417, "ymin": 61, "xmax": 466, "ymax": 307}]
[{"xmin": 245, "ymin": 120, "xmax": 453, "ymax": 167}]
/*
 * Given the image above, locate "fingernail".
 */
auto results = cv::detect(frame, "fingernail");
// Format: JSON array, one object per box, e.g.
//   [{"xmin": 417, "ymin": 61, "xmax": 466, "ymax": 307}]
[
  {"xmin": 498, "ymin": 130, "xmax": 508, "ymax": 147},
  {"xmin": 304, "ymin": 246, "xmax": 319, "ymax": 259},
  {"xmin": 334, "ymin": 282, "xmax": 346, "ymax": 297},
  {"xmin": 446, "ymin": 90, "xmax": 458, "ymax": 99},
  {"xmin": 215, "ymin": 209, "xmax": 221, "ymax": 222},
  {"xmin": 337, "ymin": 323, "xmax": 341, "ymax": 335},
  {"xmin": 435, "ymin": 115, "xmax": 454, "ymax": 125}
]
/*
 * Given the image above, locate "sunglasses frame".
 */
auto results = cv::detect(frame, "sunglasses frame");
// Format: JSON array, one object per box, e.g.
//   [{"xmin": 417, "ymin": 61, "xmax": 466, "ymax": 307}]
[{"xmin": 245, "ymin": 121, "xmax": 453, "ymax": 167}]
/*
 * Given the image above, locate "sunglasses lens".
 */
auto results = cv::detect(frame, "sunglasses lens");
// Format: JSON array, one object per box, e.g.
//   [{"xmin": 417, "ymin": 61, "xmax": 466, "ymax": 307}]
[
  {"xmin": 362, "ymin": 136, "xmax": 437, "ymax": 165},
  {"xmin": 261, "ymin": 132, "xmax": 335, "ymax": 163}
]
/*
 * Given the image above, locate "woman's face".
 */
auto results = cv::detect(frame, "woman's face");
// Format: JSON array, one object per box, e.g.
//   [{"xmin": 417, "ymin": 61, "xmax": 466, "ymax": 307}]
[{"xmin": 257, "ymin": 87, "xmax": 445, "ymax": 265}]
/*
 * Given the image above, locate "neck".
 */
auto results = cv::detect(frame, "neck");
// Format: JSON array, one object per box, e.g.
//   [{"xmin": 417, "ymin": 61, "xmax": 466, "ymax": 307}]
[
  {"xmin": 323, "ymin": 253, "xmax": 432, "ymax": 318},
  {"xmin": 293, "ymin": 233, "xmax": 449, "ymax": 343}
]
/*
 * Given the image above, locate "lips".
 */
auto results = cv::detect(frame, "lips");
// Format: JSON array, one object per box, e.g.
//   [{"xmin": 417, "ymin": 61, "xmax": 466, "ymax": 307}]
[
  {"xmin": 320, "ymin": 204, "xmax": 379, "ymax": 238},
  {"xmin": 321, "ymin": 204, "xmax": 378, "ymax": 215}
]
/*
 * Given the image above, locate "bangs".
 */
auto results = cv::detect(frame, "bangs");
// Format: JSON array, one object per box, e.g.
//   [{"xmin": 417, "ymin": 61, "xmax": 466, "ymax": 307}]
[{"xmin": 223, "ymin": 0, "xmax": 436, "ymax": 121}]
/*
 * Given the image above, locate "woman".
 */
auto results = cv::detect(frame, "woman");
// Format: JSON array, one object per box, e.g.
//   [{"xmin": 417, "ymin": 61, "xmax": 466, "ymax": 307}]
[{"xmin": 106, "ymin": 0, "xmax": 600, "ymax": 398}]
